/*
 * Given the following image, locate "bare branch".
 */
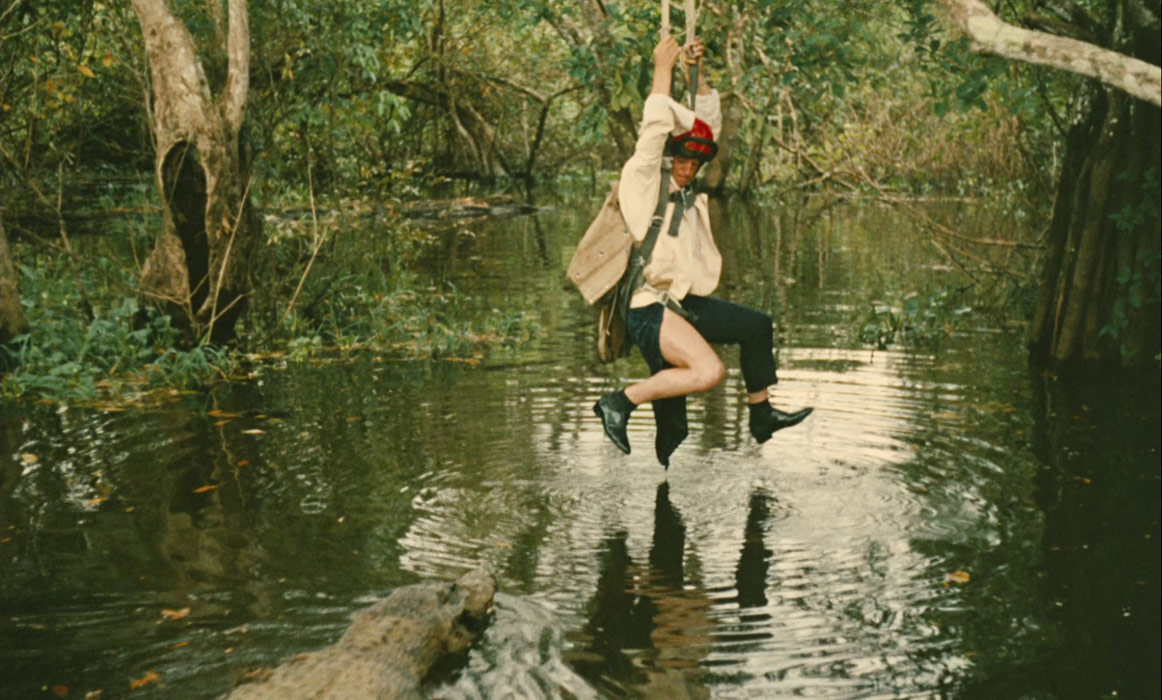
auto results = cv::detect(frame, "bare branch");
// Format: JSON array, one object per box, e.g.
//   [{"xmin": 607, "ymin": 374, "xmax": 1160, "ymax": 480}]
[
  {"xmin": 223, "ymin": 0, "xmax": 249, "ymax": 133},
  {"xmin": 940, "ymin": 0, "xmax": 1161, "ymax": 106}
]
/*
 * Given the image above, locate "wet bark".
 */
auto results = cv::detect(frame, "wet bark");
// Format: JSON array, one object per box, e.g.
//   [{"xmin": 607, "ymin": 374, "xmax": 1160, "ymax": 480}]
[
  {"xmin": 0, "ymin": 213, "xmax": 30, "ymax": 353},
  {"xmin": 1028, "ymin": 7, "xmax": 1161, "ymax": 369},
  {"xmin": 130, "ymin": 0, "xmax": 256, "ymax": 344}
]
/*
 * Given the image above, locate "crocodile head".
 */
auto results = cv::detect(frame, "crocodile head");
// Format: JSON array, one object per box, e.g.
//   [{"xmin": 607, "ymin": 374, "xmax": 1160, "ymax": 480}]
[{"xmin": 442, "ymin": 566, "xmax": 497, "ymax": 654}]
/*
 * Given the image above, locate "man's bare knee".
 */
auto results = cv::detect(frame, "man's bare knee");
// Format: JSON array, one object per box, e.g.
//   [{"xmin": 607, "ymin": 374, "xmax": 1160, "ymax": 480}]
[{"xmin": 693, "ymin": 357, "xmax": 725, "ymax": 392}]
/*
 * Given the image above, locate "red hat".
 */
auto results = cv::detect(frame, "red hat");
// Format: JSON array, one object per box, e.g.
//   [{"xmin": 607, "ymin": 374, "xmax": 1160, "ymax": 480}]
[{"xmin": 668, "ymin": 118, "xmax": 719, "ymax": 161}]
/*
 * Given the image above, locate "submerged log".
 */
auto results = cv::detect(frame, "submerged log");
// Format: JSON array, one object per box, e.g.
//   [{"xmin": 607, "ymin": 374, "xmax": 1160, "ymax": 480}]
[{"xmin": 223, "ymin": 567, "xmax": 496, "ymax": 700}]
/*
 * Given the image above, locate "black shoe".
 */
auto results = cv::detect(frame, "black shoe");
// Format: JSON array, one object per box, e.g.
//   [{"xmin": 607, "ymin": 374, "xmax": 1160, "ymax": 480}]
[
  {"xmin": 750, "ymin": 406, "xmax": 813, "ymax": 444},
  {"xmin": 594, "ymin": 393, "xmax": 632, "ymax": 454}
]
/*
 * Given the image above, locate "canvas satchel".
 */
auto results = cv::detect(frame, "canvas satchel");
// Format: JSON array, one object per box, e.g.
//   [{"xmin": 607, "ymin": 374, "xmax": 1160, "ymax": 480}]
[
  {"xmin": 566, "ymin": 181, "xmax": 633, "ymax": 306},
  {"xmin": 570, "ymin": 171, "xmax": 673, "ymax": 363}
]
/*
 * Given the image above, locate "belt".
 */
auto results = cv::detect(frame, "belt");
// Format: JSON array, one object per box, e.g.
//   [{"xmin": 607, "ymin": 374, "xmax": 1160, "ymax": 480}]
[{"xmin": 641, "ymin": 284, "xmax": 697, "ymax": 323}]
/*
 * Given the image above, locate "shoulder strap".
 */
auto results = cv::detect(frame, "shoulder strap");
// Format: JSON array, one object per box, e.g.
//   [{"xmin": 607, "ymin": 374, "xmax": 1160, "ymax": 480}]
[
  {"xmin": 636, "ymin": 166, "xmax": 671, "ymax": 263},
  {"xmin": 615, "ymin": 165, "xmax": 670, "ymax": 317}
]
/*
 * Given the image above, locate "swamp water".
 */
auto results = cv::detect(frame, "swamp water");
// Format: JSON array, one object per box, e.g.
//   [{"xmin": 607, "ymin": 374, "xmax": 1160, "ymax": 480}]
[{"xmin": 2, "ymin": 191, "xmax": 1158, "ymax": 698}]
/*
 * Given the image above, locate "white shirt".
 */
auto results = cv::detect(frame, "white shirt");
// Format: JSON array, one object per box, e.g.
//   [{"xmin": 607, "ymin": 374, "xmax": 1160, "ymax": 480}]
[{"xmin": 618, "ymin": 91, "xmax": 723, "ymax": 308}]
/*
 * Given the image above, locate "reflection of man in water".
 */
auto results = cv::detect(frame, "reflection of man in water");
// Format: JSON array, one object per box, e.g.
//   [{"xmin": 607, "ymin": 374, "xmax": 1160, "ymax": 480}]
[{"xmin": 568, "ymin": 483, "xmax": 775, "ymax": 695}]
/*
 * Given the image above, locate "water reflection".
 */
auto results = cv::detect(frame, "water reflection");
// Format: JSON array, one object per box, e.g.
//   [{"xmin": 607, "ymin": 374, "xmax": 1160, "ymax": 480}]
[
  {"xmin": 3, "ymin": 193, "xmax": 1157, "ymax": 698},
  {"xmin": 1027, "ymin": 371, "xmax": 1160, "ymax": 699},
  {"xmin": 735, "ymin": 490, "xmax": 773, "ymax": 616},
  {"xmin": 568, "ymin": 482, "xmax": 711, "ymax": 698}
]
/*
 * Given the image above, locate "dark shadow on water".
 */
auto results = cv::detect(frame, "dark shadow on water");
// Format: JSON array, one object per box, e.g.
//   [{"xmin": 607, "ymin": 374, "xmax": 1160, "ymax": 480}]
[
  {"xmin": 958, "ymin": 369, "xmax": 1161, "ymax": 699},
  {"xmin": 1030, "ymin": 370, "xmax": 1161, "ymax": 700},
  {"xmin": 735, "ymin": 490, "xmax": 774, "ymax": 619}
]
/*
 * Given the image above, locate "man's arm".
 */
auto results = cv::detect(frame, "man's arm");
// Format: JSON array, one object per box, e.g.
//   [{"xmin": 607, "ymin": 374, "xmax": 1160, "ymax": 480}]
[
  {"xmin": 620, "ymin": 36, "xmax": 718, "ymax": 239},
  {"xmin": 651, "ymin": 35, "xmax": 682, "ymax": 96},
  {"xmin": 683, "ymin": 38, "xmax": 721, "ymax": 134}
]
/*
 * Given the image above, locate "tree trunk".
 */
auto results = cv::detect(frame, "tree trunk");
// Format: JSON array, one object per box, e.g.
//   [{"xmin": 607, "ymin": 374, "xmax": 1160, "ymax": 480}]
[
  {"xmin": 130, "ymin": 0, "xmax": 255, "ymax": 345},
  {"xmin": 1028, "ymin": 11, "xmax": 1161, "ymax": 369},
  {"xmin": 0, "ymin": 213, "xmax": 30, "ymax": 354}
]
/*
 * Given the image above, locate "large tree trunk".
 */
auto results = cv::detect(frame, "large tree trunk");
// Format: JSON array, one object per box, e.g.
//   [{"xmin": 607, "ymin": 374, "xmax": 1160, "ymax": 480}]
[
  {"xmin": 131, "ymin": 0, "xmax": 255, "ymax": 345},
  {"xmin": 0, "ymin": 213, "xmax": 30, "ymax": 355},
  {"xmin": 1028, "ymin": 10, "xmax": 1161, "ymax": 369},
  {"xmin": 701, "ymin": 91, "xmax": 741, "ymax": 192},
  {"xmin": 940, "ymin": 0, "xmax": 1161, "ymax": 369}
]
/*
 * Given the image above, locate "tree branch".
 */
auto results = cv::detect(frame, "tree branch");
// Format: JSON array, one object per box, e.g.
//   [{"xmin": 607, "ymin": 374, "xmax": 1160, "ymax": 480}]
[
  {"xmin": 223, "ymin": 0, "xmax": 249, "ymax": 134},
  {"xmin": 939, "ymin": 0, "xmax": 1161, "ymax": 107}
]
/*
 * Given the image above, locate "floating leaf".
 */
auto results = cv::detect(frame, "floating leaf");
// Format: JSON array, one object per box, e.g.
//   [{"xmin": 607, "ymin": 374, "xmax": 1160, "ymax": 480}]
[
  {"xmin": 85, "ymin": 497, "xmax": 106, "ymax": 507},
  {"xmin": 51, "ymin": 685, "xmax": 68, "ymax": 697},
  {"xmin": 947, "ymin": 570, "xmax": 971, "ymax": 584},
  {"xmin": 160, "ymin": 608, "xmax": 190, "ymax": 622},
  {"xmin": 169, "ymin": 640, "xmax": 190, "ymax": 649},
  {"xmin": 128, "ymin": 671, "xmax": 160, "ymax": 690},
  {"xmin": 21, "ymin": 453, "xmax": 39, "ymax": 466},
  {"xmin": 208, "ymin": 409, "xmax": 241, "ymax": 418},
  {"xmin": 77, "ymin": 64, "xmax": 95, "ymax": 78},
  {"xmin": 193, "ymin": 485, "xmax": 219, "ymax": 494},
  {"xmin": 242, "ymin": 429, "xmax": 266, "ymax": 435},
  {"xmin": 236, "ymin": 460, "xmax": 249, "ymax": 467}
]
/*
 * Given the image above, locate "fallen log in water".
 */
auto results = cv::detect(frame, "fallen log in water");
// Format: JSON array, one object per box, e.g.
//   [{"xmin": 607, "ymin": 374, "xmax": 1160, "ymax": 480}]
[{"xmin": 222, "ymin": 567, "xmax": 496, "ymax": 700}]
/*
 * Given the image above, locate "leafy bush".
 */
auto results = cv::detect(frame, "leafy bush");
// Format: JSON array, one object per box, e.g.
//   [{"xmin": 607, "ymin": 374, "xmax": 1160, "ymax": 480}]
[
  {"xmin": 1, "ymin": 252, "xmax": 235, "ymax": 401},
  {"xmin": 858, "ymin": 288, "xmax": 974, "ymax": 350}
]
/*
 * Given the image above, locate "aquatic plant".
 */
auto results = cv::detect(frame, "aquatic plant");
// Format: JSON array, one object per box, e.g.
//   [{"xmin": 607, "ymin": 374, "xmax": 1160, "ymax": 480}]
[{"xmin": 858, "ymin": 288, "xmax": 974, "ymax": 350}]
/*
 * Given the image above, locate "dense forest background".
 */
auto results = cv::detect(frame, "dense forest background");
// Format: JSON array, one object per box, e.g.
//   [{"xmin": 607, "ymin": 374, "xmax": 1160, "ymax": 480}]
[{"xmin": 1, "ymin": 0, "xmax": 1158, "ymax": 400}]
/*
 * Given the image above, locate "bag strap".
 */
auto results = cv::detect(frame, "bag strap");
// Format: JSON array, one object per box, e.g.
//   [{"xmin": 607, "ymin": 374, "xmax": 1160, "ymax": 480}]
[{"xmin": 636, "ymin": 165, "xmax": 672, "ymax": 263}]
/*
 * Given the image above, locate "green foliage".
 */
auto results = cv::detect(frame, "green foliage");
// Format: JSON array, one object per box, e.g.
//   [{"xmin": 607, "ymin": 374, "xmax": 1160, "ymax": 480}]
[
  {"xmin": 858, "ymin": 288, "xmax": 974, "ymax": 350},
  {"xmin": 1, "ymin": 253, "xmax": 234, "ymax": 401},
  {"xmin": 0, "ymin": 1, "xmax": 150, "ymax": 189}
]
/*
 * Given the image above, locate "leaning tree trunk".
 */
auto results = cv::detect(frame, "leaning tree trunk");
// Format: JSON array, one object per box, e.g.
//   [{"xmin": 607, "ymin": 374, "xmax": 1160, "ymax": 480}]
[
  {"xmin": 1029, "ymin": 37, "xmax": 1161, "ymax": 368},
  {"xmin": 131, "ymin": 0, "xmax": 255, "ymax": 345}
]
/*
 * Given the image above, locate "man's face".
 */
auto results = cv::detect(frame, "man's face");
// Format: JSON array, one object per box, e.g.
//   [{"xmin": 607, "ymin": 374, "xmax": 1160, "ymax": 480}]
[{"xmin": 672, "ymin": 155, "xmax": 701, "ymax": 188}]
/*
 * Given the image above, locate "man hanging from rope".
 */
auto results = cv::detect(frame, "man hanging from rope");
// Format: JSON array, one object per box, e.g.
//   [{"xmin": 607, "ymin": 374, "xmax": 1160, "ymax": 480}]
[{"xmin": 593, "ymin": 34, "xmax": 813, "ymax": 467}]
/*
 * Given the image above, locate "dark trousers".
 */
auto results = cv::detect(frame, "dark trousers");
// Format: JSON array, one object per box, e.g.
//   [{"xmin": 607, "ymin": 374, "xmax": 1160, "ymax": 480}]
[{"xmin": 626, "ymin": 295, "xmax": 779, "ymax": 463}]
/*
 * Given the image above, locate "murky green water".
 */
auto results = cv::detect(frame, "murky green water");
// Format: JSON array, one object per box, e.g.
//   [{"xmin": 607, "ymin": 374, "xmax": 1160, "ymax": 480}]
[{"xmin": 2, "ymin": 190, "xmax": 1159, "ymax": 698}]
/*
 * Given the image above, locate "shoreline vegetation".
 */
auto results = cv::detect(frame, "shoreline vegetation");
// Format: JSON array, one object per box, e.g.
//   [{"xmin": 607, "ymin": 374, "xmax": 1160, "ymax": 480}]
[
  {"xmin": 2, "ymin": 1, "xmax": 1155, "ymax": 404},
  {"xmin": 1, "ymin": 179, "xmax": 1039, "ymax": 406}
]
